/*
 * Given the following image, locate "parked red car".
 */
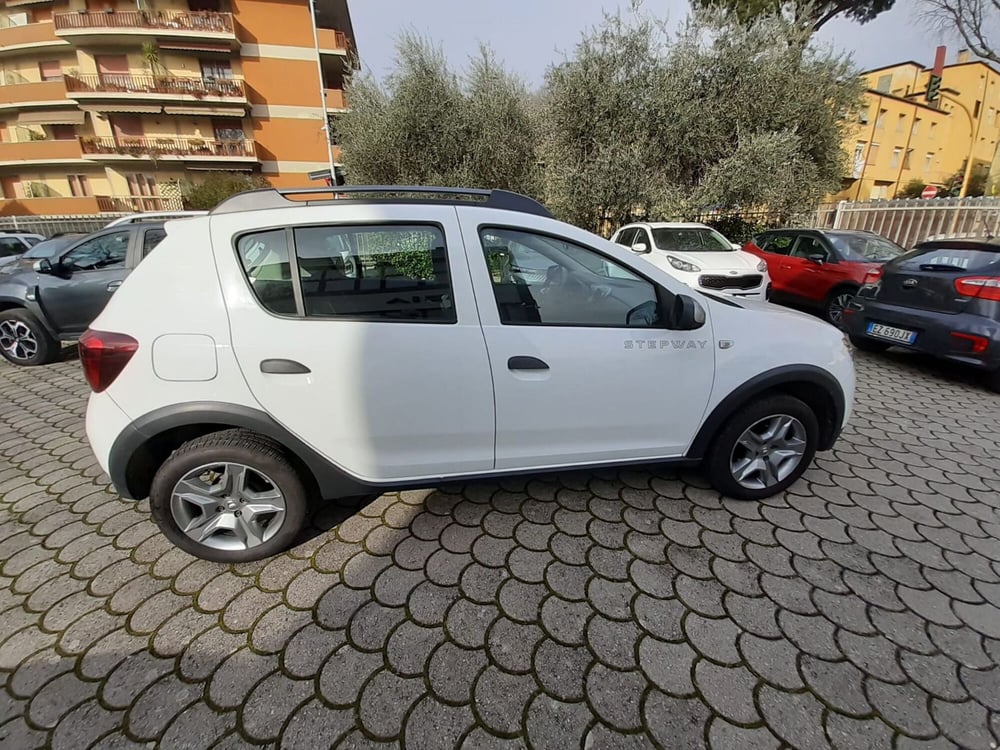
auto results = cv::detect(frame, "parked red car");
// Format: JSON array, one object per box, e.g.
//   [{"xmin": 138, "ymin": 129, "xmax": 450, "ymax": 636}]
[{"xmin": 744, "ymin": 229, "xmax": 906, "ymax": 324}]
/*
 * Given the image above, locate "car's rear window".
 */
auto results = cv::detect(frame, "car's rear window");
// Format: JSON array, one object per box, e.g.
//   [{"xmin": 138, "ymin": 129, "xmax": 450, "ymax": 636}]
[
  {"xmin": 898, "ymin": 244, "xmax": 1000, "ymax": 272},
  {"xmin": 827, "ymin": 233, "xmax": 904, "ymax": 262}
]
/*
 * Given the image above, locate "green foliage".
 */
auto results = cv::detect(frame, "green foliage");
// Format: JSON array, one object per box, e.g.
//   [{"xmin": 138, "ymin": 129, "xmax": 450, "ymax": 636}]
[
  {"xmin": 691, "ymin": 0, "xmax": 895, "ymax": 30},
  {"xmin": 363, "ymin": 230, "xmax": 438, "ymax": 279},
  {"xmin": 539, "ymin": 9, "xmax": 863, "ymax": 232},
  {"xmin": 898, "ymin": 179, "xmax": 926, "ymax": 198},
  {"xmin": 181, "ymin": 172, "xmax": 272, "ymax": 210},
  {"xmin": 337, "ymin": 35, "xmax": 540, "ymax": 195}
]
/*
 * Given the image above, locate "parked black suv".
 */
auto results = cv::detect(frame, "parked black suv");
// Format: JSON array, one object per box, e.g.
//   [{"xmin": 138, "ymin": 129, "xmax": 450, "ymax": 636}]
[
  {"xmin": 0, "ymin": 223, "xmax": 165, "ymax": 366},
  {"xmin": 843, "ymin": 239, "xmax": 1000, "ymax": 391}
]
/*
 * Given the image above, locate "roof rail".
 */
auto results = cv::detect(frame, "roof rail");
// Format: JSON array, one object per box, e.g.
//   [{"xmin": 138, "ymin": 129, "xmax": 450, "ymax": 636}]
[{"xmin": 209, "ymin": 185, "xmax": 553, "ymax": 219}]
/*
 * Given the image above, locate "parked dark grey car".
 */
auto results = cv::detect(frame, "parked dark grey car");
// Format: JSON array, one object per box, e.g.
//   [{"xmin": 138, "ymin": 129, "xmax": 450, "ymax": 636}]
[
  {"xmin": 0, "ymin": 223, "xmax": 165, "ymax": 366},
  {"xmin": 843, "ymin": 239, "xmax": 1000, "ymax": 391}
]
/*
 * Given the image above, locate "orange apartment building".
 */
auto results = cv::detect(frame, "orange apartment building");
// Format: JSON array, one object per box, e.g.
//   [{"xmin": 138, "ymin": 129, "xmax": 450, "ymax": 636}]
[
  {"xmin": 0, "ymin": 0, "xmax": 354, "ymax": 215},
  {"xmin": 833, "ymin": 50, "xmax": 1000, "ymax": 201}
]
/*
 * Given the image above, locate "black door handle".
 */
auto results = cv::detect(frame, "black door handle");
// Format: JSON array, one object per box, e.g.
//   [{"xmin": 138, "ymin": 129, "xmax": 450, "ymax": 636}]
[
  {"xmin": 260, "ymin": 359, "xmax": 311, "ymax": 374},
  {"xmin": 508, "ymin": 356, "xmax": 548, "ymax": 371}
]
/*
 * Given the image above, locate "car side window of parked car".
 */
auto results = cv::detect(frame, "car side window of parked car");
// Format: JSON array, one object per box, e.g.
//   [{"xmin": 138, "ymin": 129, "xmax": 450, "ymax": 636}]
[
  {"xmin": 141, "ymin": 228, "xmax": 167, "ymax": 259},
  {"xmin": 236, "ymin": 229, "xmax": 297, "ymax": 316},
  {"xmin": 760, "ymin": 234, "xmax": 794, "ymax": 255},
  {"xmin": 480, "ymin": 227, "xmax": 662, "ymax": 328},
  {"xmin": 616, "ymin": 227, "xmax": 637, "ymax": 247},
  {"xmin": 291, "ymin": 224, "xmax": 455, "ymax": 322},
  {"xmin": 61, "ymin": 231, "xmax": 130, "ymax": 271},
  {"xmin": 0, "ymin": 237, "xmax": 27, "ymax": 258},
  {"xmin": 791, "ymin": 236, "xmax": 829, "ymax": 261}
]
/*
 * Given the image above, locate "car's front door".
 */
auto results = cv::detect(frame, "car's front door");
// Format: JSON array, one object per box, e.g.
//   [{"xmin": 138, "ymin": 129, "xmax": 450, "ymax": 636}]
[
  {"xmin": 460, "ymin": 218, "xmax": 716, "ymax": 470},
  {"xmin": 756, "ymin": 233, "xmax": 795, "ymax": 295},
  {"xmin": 217, "ymin": 204, "xmax": 495, "ymax": 482},
  {"xmin": 38, "ymin": 229, "xmax": 132, "ymax": 335},
  {"xmin": 783, "ymin": 235, "xmax": 831, "ymax": 304}
]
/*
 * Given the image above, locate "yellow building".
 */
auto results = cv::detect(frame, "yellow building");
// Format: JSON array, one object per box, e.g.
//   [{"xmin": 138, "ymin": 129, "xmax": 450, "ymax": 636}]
[
  {"xmin": 0, "ymin": 0, "xmax": 354, "ymax": 215},
  {"xmin": 833, "ymin": 51, "xmax": 1000, "ymax": 202}
]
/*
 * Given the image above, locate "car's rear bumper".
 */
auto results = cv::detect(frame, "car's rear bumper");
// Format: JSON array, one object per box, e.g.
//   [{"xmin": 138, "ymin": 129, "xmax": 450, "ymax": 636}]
[{"xmin": 843, "ymin": 299, "xmax": 1000, "ymax": 371}]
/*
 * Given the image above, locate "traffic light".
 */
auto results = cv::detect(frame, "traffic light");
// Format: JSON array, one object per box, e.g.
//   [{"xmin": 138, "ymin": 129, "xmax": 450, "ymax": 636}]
[{"xmin": 927, "ymin": 74, "xmax": 942, "ymax": 103}]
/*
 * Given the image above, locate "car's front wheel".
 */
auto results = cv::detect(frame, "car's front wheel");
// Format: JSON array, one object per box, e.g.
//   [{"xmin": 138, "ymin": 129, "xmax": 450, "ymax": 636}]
[
  {"xmin": 704, "ymin": 395, "xmax": 819, "ymax": 500},
  {"xmin": 0, "ymin": 309, "xmax": 58, "ymax": 366},
  {"xmin": 149, "ymin": 430, "xmax": 308, "ymax": 562}
]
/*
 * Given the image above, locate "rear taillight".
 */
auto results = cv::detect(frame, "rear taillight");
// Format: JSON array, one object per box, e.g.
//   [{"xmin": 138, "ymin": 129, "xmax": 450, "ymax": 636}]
[
  {"xmin": 954, "ymin": 276, "xmax": 1000, "ymax": 301},
  {"xmin": 863, "ymin": 267, "xmax": 883, "ymax": 285},
  {"xmin": 79, "ymin": 329, "xmax": 138, "ymax": 393}
]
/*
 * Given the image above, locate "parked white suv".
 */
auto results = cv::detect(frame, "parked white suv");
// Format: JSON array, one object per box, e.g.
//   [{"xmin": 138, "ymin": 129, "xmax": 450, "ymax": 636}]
[
  {"xmin": 611, "ymin": 222, "xmax": 771, "ymax": 300},
  {"xmin": 83, "ymin": 187, "xmax": 854, "ymax": 562}
]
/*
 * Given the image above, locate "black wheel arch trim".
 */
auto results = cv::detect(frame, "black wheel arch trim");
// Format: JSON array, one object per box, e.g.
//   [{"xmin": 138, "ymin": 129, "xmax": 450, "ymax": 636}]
[
  {"xmin": 686, "ymin": 364, "xmax": 846, "ymax": 459},
  {"xmin": 109, "ymin": 402, "xmax": 375, "ymax": 500}
]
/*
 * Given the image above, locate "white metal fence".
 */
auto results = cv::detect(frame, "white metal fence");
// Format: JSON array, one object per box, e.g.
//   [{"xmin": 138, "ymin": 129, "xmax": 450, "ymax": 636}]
[
  {"xmin": 826, "ymin": 197, "xmax": 1000, "ymax": 248},
  {"xmin": 0, "ymin": 214, "xmax": 126, "ymax": 236}
]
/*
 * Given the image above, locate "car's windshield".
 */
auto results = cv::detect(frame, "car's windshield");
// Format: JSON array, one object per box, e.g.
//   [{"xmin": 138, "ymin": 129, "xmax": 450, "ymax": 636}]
[
  {"xmin": 652, "ymin": 227, "xmax": 733, "ymax": 253},
  {"xmin": 827, "ymin": 233, "xmax": 905, "ymax": 262},
  {"xmin": 23, "ymin": 236, "xmax": 80, "ymax": 260}
]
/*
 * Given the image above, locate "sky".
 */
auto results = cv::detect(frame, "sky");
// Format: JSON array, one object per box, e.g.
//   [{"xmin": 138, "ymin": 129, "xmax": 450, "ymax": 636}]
[{"xmin": 347, "ymin": 0, "xmax": 957, "ymax": 85}]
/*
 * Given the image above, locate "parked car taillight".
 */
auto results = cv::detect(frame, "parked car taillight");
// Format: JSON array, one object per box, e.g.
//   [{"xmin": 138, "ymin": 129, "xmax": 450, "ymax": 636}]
[
  {"xmin": 954, "ymin": 276, "xmax": 1000, "ymax": 301},
  {"xmin": 79, "ymin": 330, "xmax": 138, "ymax": 393},
  {"xmin": 862, "ymin": 267, "xmax": 883, "ymax": 285}
]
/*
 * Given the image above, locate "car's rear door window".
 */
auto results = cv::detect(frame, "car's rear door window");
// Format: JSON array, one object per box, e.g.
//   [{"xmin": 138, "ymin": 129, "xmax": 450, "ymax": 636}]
[
  {"xmin": 141, "ymin": 228, "xmax": 166, "ymax": 259},
  {"xmin": 236, "ymin": 230, "xmax": 296, "ymax": 315},
  {"xmin": 760, "ymin": 234, "xmax": 795, "ymax": 255}
]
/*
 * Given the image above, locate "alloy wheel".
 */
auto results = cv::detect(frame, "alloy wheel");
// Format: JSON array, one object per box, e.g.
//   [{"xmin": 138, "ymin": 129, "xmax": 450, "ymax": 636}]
[
  {"xmin": 0, "ymin": 320, "xmax": 38, "ymax": 361},
  {"xmin": 827, "ymin": 293, "xmax": 853, "ymax": 325},
  {"xmin": 169, "ymin": 462, "xmax": 286, "ymax": 551},
  {"xmin": 729, "ymin": 414, "xmax": 808, "ymax": 490}
]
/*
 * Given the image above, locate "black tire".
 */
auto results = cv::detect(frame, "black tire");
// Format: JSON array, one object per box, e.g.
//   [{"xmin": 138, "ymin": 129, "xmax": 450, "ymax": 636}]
[
  {"xmin": 849, "ymin": 335, "xmax": 889, "ymax": 353},
  {"xmin": 149, "ymin": 429, "xmax": 309, "ymax": 562},
  {"xmin": 824, "ymin": 286, "xmax": 858, "ymax": 326},
  {"xmin": 0, "ymin": 308, "xmax": 58, "ymax": 366},
  {"xmin": 703, "ymin": 394, "xmax": 820, "ymax": 501}
]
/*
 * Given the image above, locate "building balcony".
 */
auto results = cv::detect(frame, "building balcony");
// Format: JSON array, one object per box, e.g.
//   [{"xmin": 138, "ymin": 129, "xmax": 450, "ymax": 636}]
[
  {"xmin": 79, "ymin": 135, "xmax": 256, "ymax": 162},
  {"xmin": 0, "ymin": 196, "xmax": 102, "ymax": 217},
  {"xmin": 66, "ymin": 74, "xmax": 247, "ymax": 107},
  {"xmin": 53, "ymin": 10, "xmax": 238, "ymax": 49},
  {"xmin": 0, "ymin": 21, "xmax": 67, "ymax": 55},
  {"xmin": 324, "ymin": 88, "xmax": 347, "ymax": 112},
  {"xmin": 316, "ymin": 28, "xmax": 349, "ymax": 55},
  {"xmin": 0, "ymin": 139, "xmax": 83, "ymax": 167},
  {"xmin": 0, "ymin": 79, "xmax": 68, "ymax": 110},
  {"xmin": 96, "ymin": 194, "xmax": 180, "ymax": 212}
]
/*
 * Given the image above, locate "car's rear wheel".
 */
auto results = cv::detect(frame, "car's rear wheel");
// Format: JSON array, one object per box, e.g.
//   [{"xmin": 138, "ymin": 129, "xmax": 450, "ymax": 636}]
[
  {"xmin": 149, "ymin": 430, "xmax": 308, "ymax": 562},
  {"xmin": 848, "ymin": 335, "xmax": 890, "ymax": 353},
  {"xmin": 0, "ymin": 309, "xmax": 58, "ymax": 366},
  {"xmin": 704, "ymin": 395, "xmax": 819, "ymax": 501},
  {"xmin": 824, "ymin": 287, "xmax": 857, "ymax": 326}
]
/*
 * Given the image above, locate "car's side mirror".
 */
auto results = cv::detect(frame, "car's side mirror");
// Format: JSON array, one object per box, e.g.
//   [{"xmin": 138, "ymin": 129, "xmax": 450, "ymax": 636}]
[
  {"xmin": 32, "ymin": 259, "xmax": 53, "ymax": 275},
  {"xmin": 669, "ymin": 294, "xmax": 705, "ymax": 330},
  {"xmin": 631, "ymin": 242, "xmax": 649, "ymax": 254},
  {"xmin": 807, "ymin": 254, "xmax": 826, "ymax": 265}
]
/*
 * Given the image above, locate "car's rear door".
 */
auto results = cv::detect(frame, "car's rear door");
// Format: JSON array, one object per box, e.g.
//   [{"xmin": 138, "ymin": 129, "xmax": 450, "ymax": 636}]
[
  {"xmin": 755, "ymin": 233, "xmax": 795, "ymax": 294},
  {"xmin": 458, "ymin": 209, "xmax": 715, "ymax": 470},
  {"xmin": 215, "ymin": 203, "xmax": 495, "ymax": 482},
  {"xmin": 783, "ymin": 234, "xmax": 832, "ymax": 303}
]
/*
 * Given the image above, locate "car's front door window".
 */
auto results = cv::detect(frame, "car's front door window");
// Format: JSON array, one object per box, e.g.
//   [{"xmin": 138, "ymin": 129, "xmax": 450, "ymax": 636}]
[
  {"xmin": 791, "ymin": 236, "xmax": 829, "ymax": 261},
  {"xmin": 61, "ymin": 231, "xmax": 130, "ymax": 271},
  {"xmin": 480, "ymin": 227, "xmax": 662, "ymax": 328},
  {"xmin": 0, "ymin": 238, "xmax": 26, "ymax": 258}
]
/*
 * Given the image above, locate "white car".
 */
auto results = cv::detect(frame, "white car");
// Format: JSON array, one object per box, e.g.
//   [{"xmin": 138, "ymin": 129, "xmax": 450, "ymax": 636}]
[
  {"xmin": 0, "ymin": 232, "xmax": 45, "ymax": 268},
  {"xmin": 611, "ymin": 222, "xmax": 771, "ymax": 300},
  {"xmin": 82, "ymin": 186, "xmax": 854, "ymax": 562}
]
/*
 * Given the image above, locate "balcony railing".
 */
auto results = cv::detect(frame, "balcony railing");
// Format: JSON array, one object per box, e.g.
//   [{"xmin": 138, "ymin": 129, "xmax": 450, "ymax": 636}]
[
  {"xmin": 0, "ymin": 139, "xmax": 82, "ymax": 164},
  {"xmin": 54, "ymin": 10, "xmax": 234, "ymax": 34},
  {"xmin": 79, "ymin": 135, "xmax": 255, "ymax": 158},
  {"xmin": 0, "ymin": 79, "xmax": 67, "ymax": 106},
  {"xmin": 0, "ymin": 20, "xmax": 62, "ymax": 50},
  {"xmin": 66, "ymin": 73, "xmax": 245, "ymax": 99},
  {"xmin": 97, "ymin": 195, "xmax": 179, "ymax": 212},
  {"xmin": 316, "ymin": 28, "xmax": 349, "ymax": 52},
  {"xmin": 324, "ymin": 88, "xmax": 346, "ymax": 110}
]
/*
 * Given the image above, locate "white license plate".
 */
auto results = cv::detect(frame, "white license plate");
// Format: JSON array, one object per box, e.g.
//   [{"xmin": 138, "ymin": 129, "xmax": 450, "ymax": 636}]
[{"xmin": 867, "ymin": 322, "xmax": 917, "ymax": 344}]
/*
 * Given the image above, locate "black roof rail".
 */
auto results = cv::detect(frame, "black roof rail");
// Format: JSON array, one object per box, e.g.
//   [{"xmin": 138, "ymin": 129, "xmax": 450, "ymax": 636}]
[{"xmin": 210, "ymin": 185, "xmax": 553, "ymax": 219}]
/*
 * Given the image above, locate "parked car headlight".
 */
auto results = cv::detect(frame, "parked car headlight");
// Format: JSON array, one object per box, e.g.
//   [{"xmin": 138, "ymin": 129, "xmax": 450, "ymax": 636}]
[
  {"xmin": 756, "ymin": 260, "xmax": 767, "ymax": 272},
  {"xmin": 667, "ymin": 256, "xmax": 701, "ymax": 273}
]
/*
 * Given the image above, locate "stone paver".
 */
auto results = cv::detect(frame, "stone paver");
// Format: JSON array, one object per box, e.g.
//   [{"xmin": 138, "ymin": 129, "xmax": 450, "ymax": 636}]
[{"xmin": 0, "ymin": 348, "xmax": 999, "ymax": 748}]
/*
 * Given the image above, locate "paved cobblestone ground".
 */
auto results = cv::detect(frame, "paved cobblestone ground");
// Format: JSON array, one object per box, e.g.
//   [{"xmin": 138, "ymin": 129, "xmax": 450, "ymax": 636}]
[{"xmin": 0, "ymin": 349, "xmax": 999, "ymax": 749}]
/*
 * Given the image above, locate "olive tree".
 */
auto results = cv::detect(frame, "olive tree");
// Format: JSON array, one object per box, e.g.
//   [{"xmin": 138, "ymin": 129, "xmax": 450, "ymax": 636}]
[
  {"xmin": 540, "ymin": 9, "xmax": 863, "ymax": 230},
  {"xmin": 690, "ymin": 0, "xmax": 895, "ymax": 31},
  {"xmin": 337, "ymin": 35, "xmax": 540, "ymax": 195}
]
